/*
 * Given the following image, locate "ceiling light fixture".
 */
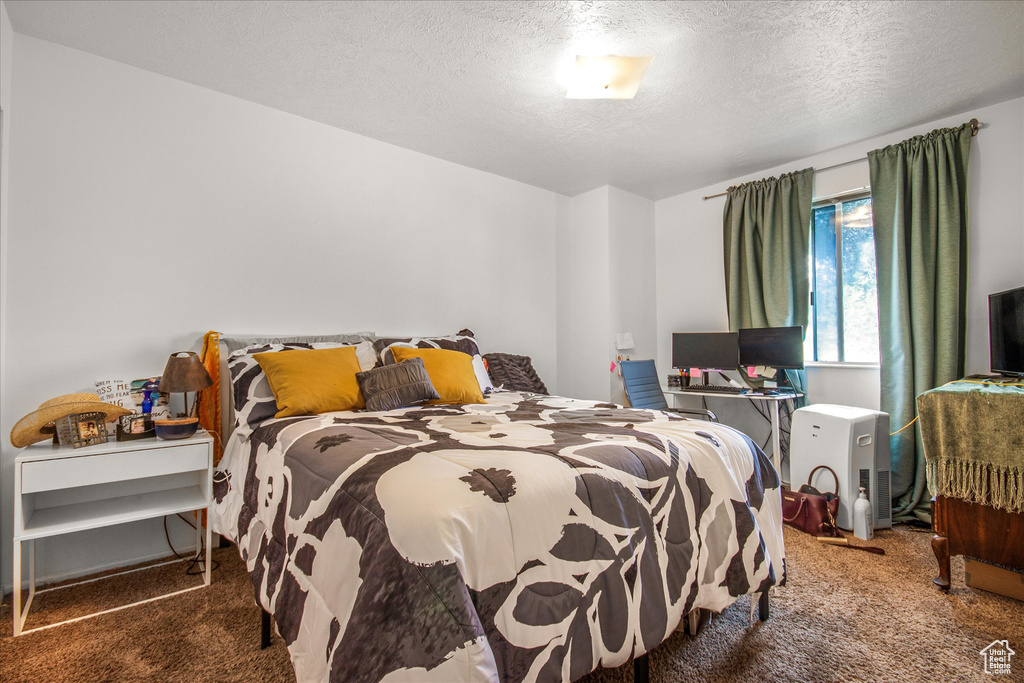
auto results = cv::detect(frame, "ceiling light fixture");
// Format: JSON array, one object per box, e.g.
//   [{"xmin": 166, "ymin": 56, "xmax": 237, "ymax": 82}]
[{"xmin": 564, "ymin": 55, "xmax": 653, "ymax": 100}]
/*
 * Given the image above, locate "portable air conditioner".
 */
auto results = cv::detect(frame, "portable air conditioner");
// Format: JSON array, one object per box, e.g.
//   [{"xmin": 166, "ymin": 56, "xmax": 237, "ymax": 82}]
[{"xmin": 790, "ymin": 404, "xmax": 892, "ymax": 531}]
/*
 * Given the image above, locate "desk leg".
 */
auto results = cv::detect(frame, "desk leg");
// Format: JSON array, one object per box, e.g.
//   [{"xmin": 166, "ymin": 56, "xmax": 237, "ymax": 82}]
[
  {"xmin": 13, "ymin": 539, "xmax": 21, "ymax": 637},
  {"xmin": 770, "ymin": 400, "xmax": 781, "ymax": 479},
  {"xmin": 932, "ymin": 534, "xmax": 951, "ymax": 591}
]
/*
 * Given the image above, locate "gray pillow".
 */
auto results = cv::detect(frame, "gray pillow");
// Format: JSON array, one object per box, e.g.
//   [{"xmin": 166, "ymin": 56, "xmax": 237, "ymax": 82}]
[{"xmin": 356, "ymin": 358, "xmax": 440, "ymax": 412}]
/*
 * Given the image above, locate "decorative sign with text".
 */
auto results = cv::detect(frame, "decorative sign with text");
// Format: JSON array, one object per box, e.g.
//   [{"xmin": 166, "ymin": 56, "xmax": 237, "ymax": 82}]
[
  {"xmin": 95, "ymin": 379, "xmax": 138, "ymax": 411},
  {"xmin": 95, "ymin": 378, "xmax": 170, "ymax": 420}
]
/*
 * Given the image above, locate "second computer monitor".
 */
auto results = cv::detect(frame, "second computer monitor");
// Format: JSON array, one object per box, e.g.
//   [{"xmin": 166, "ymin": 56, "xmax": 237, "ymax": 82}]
[
  {"xmin": 738, "ymin": 326, "xmax": 805, "ymax": 369},
  {"xmin": 671, "ymin": 332, "xmax": 740, "ymax": 370}
]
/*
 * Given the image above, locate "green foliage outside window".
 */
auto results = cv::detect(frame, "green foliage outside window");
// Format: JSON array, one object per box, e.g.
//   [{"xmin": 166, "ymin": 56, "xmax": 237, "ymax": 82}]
[{"xmin": 807, "ymin": 195, "xmax": 880, "ymax": 363}]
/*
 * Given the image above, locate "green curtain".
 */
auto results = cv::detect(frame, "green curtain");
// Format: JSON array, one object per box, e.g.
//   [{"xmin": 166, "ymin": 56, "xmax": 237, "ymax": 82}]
[
  {"xmin": 868, "ymin": 123, "xmax": 973, "ymax": 523},
  {"xmin": 723, "ymin": 168, "xmax": 814, "ymax": 407}
]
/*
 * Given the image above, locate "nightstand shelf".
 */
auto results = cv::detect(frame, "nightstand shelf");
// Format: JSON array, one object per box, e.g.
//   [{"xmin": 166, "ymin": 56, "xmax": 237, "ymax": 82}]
[
  {"xmin": 13, "ymin": 432, "xmax": 213, "ymax": 636},
  {"xmin": 21, "ymin": 485, "xmax": 208, "ymax": 540}
]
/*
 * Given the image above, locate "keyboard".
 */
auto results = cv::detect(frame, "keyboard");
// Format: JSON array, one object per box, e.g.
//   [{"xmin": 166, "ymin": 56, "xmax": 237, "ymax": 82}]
[{"xmin": 675, "ymin": 384, "xmax": 746, "ymax": 394}]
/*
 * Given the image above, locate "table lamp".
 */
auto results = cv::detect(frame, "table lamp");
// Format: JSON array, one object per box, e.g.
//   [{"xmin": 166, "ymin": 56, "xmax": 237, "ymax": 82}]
[{"xmin": 156, "ymin": 351, "xmax": 212, "ymax": 439}]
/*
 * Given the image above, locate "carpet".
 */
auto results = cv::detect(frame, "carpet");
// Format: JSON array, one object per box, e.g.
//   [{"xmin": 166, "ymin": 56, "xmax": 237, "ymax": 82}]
[{"xmin": 2, "ymin": 526, "xmax": 1022, "ymax": 682}]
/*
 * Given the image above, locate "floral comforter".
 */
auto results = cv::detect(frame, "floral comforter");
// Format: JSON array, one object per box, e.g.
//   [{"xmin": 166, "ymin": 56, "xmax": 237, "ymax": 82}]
[{"xmin": 211, "ymin": 391, "xmax": 785, "ymax": 682}]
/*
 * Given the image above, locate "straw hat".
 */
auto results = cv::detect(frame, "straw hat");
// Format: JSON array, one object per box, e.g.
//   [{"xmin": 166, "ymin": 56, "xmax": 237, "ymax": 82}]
[{"xmin": 10, "ymin": 393, "xmax": 133, "ymax": 448}]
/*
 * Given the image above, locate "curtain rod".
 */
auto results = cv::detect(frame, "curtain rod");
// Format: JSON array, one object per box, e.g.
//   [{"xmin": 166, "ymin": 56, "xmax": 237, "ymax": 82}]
[{"xmin": 701, "ymin": 118, "xmax": 982, "ymax": 200}]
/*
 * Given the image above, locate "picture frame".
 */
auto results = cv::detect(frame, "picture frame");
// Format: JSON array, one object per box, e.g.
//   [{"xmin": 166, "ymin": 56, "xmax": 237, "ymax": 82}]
[
  {"xmin": 55, "ymin": 411, "xmax": 109, "ymax": 448},
  {"xmin": 116, "ymin": 413, "xmax": 156, "ymax": 441}
]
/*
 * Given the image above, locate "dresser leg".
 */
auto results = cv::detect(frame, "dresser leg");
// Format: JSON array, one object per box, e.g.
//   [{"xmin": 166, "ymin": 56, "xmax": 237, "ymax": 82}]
[{"xmin": 932, "ymin": 534, "xmax": 950, "ymax": 591}]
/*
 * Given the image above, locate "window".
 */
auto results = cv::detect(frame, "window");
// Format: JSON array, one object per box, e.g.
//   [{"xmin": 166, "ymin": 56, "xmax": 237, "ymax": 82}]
[{"xmin": 806, "ymin": 191, "xmax": 879, "ymax": 363}]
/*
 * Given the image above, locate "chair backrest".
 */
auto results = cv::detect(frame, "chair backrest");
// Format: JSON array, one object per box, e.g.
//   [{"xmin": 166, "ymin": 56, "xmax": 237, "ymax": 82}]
[{"xmin": 620, "ymin": 360, "xmax": 669, "ymax": 411}]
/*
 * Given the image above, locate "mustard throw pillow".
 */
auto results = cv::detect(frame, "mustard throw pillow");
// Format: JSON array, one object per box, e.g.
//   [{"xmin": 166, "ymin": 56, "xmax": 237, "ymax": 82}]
[
  {"xmin": 390, "ymin": 347, "xmax": 486, "ymax": 405},
  {"xmin": 253, "ymin": 346, "xmax": 365, "ymax": 417}
]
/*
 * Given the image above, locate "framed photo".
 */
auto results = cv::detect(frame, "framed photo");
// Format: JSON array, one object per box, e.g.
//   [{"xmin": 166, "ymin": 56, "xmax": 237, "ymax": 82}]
[
  {"xmin": 55, "ymin": 411, "xmax": 109, "ymax": 448},
  {"xmin": 116, "ymin": 413, "xmax": 155, "ymax": 441}
]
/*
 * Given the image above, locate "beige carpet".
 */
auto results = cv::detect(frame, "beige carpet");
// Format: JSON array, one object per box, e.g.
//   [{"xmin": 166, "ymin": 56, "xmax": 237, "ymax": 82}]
[{"xmin": 2, "ymin": 526, "xmax": 1022, "ymax": 682}]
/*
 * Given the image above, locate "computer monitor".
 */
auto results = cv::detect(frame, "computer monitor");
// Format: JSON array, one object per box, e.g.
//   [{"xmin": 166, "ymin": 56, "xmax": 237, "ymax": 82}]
[
  {"xmin": 671, "ymin": 332, "xmax": 740, "ymax": 370},
  {"xmin": 990, "ymin": 286, "xmax": 1024, "ymax": 377},
  {"xmin": 738, "ymin": 326, "xmax": 805, "ymax": 369}
]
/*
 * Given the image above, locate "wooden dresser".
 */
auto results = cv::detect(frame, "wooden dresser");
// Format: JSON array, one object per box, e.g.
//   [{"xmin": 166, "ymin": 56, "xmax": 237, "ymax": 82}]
[
  {"xmin": 931, "ymin": 496, "xmax": 1024, "ymax": 589},
  {"xmin": 917, "ymin": 381, "xmax": 1024, "ymax": 590}
]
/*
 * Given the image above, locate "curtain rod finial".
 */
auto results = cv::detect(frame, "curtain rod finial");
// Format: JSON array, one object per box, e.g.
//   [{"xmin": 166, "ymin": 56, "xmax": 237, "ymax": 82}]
[{"xmin": 970, "ymin": 118, "xmax": 980, "ymax": 136}]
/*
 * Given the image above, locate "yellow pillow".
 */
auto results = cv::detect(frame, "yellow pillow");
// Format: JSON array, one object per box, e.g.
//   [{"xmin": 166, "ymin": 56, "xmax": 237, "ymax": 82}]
[
  {"xmin": 253, "ymin": 346, "xmax": 364, "ymax": 417},
  {"xmin": 390, "ymin": 347, "xmax": 485, "ymax": 405}
]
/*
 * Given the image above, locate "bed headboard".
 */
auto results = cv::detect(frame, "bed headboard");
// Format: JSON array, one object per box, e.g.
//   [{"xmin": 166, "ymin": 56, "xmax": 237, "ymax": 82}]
[{"xmin": 201, "ymin": 331, "xmax": 376, "ymax": 464}]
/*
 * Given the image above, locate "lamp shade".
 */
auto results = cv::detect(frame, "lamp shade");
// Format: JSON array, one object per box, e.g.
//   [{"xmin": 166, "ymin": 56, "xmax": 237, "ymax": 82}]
[{"xmin": 159, "ymin": 352, "xmax": 213, "ymax": 393}]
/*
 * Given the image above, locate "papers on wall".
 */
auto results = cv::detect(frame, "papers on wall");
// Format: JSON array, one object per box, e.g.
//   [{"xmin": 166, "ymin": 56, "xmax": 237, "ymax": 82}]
[{"xmin": 95, "ymin": 379, "xmax": 137, "ymax": 411}]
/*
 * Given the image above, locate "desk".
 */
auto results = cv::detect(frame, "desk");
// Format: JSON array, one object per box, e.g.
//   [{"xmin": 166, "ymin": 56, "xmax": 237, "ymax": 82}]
[{"xmin": 666, "ymin": 389, "xmax": 802, "ymax": 481}]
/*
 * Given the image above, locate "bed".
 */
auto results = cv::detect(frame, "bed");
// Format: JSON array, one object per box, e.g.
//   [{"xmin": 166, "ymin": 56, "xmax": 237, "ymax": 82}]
[{"xmin": 208, "ymin": 338, "xmax": 785, "ymax": 683}]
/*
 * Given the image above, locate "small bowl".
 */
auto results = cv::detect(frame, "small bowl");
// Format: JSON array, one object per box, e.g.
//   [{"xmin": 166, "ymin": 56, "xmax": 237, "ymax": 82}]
[{"xmin": 154, "ymin": 417, "xmax": 199, "ymax": 440}]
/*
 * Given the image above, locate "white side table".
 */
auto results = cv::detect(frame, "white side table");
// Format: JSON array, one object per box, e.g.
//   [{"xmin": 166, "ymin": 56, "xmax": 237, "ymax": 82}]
[{"xmin": 13, "ymin": 431, "xmax": 213, "ymax": 636}]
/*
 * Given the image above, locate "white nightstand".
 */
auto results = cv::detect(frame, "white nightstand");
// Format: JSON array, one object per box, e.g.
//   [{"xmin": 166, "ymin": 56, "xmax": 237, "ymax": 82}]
[{"xmin": 13, "ymin": 431, "xmax": 213, "ymax": 636}]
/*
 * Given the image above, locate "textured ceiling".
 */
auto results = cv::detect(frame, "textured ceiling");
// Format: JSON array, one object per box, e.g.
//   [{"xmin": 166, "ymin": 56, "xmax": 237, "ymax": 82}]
[{"xmin": 6, "ymin": 0, "xmax": 1024, "ymax": 200}]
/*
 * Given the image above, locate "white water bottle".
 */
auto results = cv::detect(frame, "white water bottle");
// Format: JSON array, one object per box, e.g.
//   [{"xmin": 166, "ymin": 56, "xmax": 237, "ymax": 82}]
[{"xmin": 853, "ymin": 487, "xmax": 873, "ymax": 540}]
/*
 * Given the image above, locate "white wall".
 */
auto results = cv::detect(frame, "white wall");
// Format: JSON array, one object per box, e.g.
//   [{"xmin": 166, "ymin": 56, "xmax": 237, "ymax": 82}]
[
  {"xmin": 655, "ymin": 97, "xmax": 1024, "ymax": 466},
  {"xmin": 556, "ymin": 186, "xmax": 610, "ymax": 401},
  {"xmin": 803, "ymin": 365, "xmax": 880, "ymax": 410},
  {"xmin": 0, "ymin": 0, "xmax": 14, "ymax": 594},
  {"xmin": 608, "ymin": 187, "xmax": 656, "ymax": 405},
  {"xmin": 555, "ymin": 185, "xmax": 656, "ymax": 405},
  {"xmin": 0, "ymin": 35, "xmax": 561, "ymax": 590}
]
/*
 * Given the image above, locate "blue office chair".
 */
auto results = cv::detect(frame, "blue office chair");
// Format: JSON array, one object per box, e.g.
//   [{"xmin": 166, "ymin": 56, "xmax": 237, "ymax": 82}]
[{"xmin": 620, "ymin": 360, "xmax": 717, "ymax": 422}]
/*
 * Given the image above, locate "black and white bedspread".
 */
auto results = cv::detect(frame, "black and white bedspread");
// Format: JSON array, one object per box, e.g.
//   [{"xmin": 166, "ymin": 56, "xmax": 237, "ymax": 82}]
[{"xmin": 211, "ymin": 391, "xmax": 785, "ymax": 683}]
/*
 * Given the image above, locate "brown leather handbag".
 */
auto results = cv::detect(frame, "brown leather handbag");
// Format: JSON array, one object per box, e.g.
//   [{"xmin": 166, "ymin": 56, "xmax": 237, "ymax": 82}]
[{"xmin": 781, "ymin": 465, "xmax": 841, "ymax": 537}]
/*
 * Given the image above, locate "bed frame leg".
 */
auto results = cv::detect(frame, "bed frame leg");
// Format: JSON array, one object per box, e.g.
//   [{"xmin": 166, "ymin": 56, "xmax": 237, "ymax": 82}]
[
  {"xmin": 261, "ymin": 608, "xmax": 272, "ymax": 649},
  {"xmin": 633, "ymin": 653, "xmax": 649, "ymax": 683},
  {"xmin": 758, "ymin": 590, "xmax": 770, "ymax": 621}
]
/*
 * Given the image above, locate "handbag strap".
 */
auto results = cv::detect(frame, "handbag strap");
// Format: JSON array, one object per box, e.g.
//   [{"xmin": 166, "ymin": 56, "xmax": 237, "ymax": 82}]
[
  {"xmin": 782, "ymin": 495, "xmax": 841, "ymax": 537},
  {"xmin": 807, "ymin": 465, "xmax": 840, "ymax": 495},
  {"xmin": 781, "ymin": 497, "xmax": 807, "ymax": 524}
]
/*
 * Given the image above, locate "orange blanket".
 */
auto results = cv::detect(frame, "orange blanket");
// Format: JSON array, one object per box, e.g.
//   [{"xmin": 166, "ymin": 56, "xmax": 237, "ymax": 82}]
[{"xmin": 199, "ymin": 331, "xmax": 223, "ymax": 465}]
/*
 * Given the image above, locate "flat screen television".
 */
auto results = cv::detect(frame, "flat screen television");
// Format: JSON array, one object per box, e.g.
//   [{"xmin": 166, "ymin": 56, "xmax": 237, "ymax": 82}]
[
  {"xmin": 671, "ymin": 332, "xmax": 739, "ymax": 370},
  {"xmin": 738, "ymin": 326, "xmax": 805, "ymax": 369},
  {"xmin": 990, "ymin": 286, "xmax": 1024, "ymax": 377}
]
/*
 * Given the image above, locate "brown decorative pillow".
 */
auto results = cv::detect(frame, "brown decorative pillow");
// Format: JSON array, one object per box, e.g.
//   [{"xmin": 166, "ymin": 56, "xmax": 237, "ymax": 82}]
[
  {"xmin": 483, "ymin": 353, "xmax": 548, "ymax": 395},
  {"xmin": 356, "ymin": 357, "xmax": 440, "ymax": 412}
]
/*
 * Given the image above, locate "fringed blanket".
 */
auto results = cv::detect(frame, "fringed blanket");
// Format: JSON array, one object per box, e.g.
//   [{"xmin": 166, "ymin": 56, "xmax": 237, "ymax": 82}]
[{"xmin": 918, "ymin": 381, "xmax": 1024, "ymax": 513}]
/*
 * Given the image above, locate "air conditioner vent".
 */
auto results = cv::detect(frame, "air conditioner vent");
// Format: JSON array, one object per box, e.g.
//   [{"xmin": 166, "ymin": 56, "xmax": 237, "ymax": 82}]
[{"xmin": 877, "ymin": 470, "xmax": 891, "ymax": 520}]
